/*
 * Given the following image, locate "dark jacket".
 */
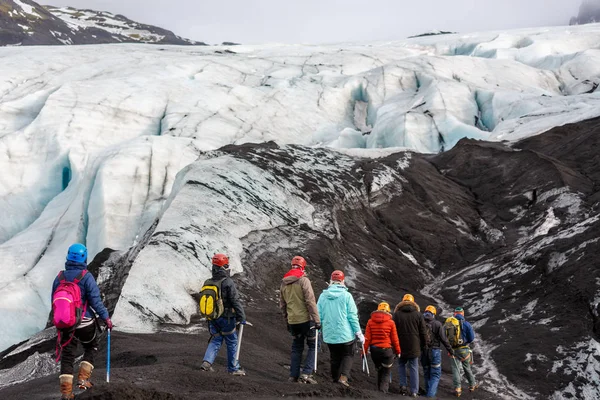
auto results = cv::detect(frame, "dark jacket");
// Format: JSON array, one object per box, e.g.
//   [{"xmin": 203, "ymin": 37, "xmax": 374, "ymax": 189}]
[
  {"xmin": 392, "ymin": 300, "xmax": 427, "ymax": 358},
  {"xmin": 51, "ymin": 261, "xmax": 109, "ymax": 321},
  {"xmin": 279, "ymin": 268, "xmax": 320, "ymax": 325},
  {"xmin": 211, "ymin": 265, "xmax": 245, "ymax": 322},
  {"xmin": 454, "ymin": 313, "xmax": 475, "ymax": 345},
  {"xmin": 423, "ymin": 312, "xmax": 452, "ymax": 353}
]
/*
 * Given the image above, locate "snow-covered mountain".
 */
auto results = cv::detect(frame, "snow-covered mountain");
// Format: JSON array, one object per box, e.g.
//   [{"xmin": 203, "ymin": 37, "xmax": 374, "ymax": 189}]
[
  {"xmin": 0, "ymin": 0, "xmax": 204, "ymax": 46},
  {"xmin": 1, "ymin": 23, "xmax": 600, "ymax": 399},
  {"xmin": 571, "ymin": 0, "xmax": 600, "ymax": 25}
]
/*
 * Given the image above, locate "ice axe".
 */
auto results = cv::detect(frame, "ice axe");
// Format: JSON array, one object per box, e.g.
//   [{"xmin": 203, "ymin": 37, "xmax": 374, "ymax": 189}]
[
  {"xmin": 362, "ymin": 350, "xmax": 370, "ymax": 376},
  {"xmin": 234, "ymin": 321, "xmax": 252, "ymax": 365},
  {"xmin": 106, "ymin": 328, "xmax": 111, "ymax": 383},
  {"xmin": 314, "ymin": 328, "xmax": 319, "ymax": 373}
]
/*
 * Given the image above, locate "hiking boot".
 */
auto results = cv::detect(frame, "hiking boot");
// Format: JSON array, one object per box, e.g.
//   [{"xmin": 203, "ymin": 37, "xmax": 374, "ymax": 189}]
[
  {"xmin": 469, "ymin": 383, "xmax": 479, "ymax": 392},
  {"xmin": 338, "ymin": 374, "xmax": 350, "ymax": 387},
  {"xmin": 454, "ymin": 387, "xmax": 462, "ymax": 397},
  {"xmin": 59, "ymin": 374, "xmax": 74, "ymax": 400},
  {"xmin": 77, "ymin": 361, "xmax": 94, "ymax": 390},
  {"xmin": 200, "ymin": 361, "xmax": 214, "ymax": 372},
  {"xmin": 399, "ymin": 386, "xmax": 408, "ymax": 395},
  {"xmin": 408, "ymin": 393, "xmax": 419, "ymax": 398},
  {"xmin": 299, "ymin": 373, "xmax": 318, "ymax": 384},
  {"xmin": 288, "ymin": 376, "xmax": 299, "ymax": 383},
  {"xmin": 230, "ymin": 368, "xmax": 246, "ymax": 376}
]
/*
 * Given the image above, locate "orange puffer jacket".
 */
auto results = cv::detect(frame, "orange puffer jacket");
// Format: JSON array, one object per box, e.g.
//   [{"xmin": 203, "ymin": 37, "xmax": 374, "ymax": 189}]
[{"xmin": 364, "ymin": 310, "xmax": 401, "ymax": 355}]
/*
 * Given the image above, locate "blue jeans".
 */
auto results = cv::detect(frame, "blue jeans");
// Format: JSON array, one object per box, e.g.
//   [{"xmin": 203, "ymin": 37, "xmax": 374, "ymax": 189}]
[
  {"xmin": 289, "ymin": 321, "xmax": 317, "ymax": 378},
  {"xmin": 203, "ymin": 317, "xmax": 240, "ymax": 372},
  {"xmin": 398, "ymin": 356, "xmax": 419, "ymax": 395},
  {"xmin": 421, "ymin": 348, "xmax": 442, "ymax": 397}
]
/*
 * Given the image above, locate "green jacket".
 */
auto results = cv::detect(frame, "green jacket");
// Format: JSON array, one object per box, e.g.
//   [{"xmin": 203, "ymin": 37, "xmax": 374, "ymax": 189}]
[{"xmin": 280, "ymin": 270, "xmax": 320, "ymax": 325}]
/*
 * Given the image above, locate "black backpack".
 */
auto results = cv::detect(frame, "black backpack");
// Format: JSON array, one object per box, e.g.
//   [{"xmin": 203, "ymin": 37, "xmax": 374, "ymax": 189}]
[{"xmin": 424, "ymin": 320, "xmax": 435, "ymax": 349}]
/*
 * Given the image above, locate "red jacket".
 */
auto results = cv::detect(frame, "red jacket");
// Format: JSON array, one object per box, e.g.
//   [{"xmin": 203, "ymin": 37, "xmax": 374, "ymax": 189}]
[{"xmin": 364, "ymin": 310, "xmax": 401, "ymax": 355}]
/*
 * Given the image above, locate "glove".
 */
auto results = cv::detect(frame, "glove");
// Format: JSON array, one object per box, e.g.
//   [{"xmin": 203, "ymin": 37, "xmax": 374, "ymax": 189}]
[
  {"xmin": 355, "ymin": 331, "xmax": 365, "ymax": 345},
  {"xmin": 448, "ymin": 349, "xmax": 455, "ymax": 357},
  {"xmin": 314, "ymin": 323, "xmax": 322, "ymax": 330},
  {"xmin": 104, "ymin": 318, "xmax": 113, "ymax": 330},
  {"xmin": 237, "ymin": 320, "xmax": 247, "ymax": 325},
  {"xmin": 396, "ymin": 353, "xmax": 401, "ymax": 358}
]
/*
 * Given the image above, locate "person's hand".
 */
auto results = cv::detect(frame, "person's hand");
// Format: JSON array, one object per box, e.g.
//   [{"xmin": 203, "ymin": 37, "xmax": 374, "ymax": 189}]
[
  {"xmin": 104, "ymin": 318, "xmax": 113, "ymax": 330},
  {"xmin": 396, "ymin": 353, "xmax": 401, "ymax": 359},
  {"xmin": 448, "ymin": 349, "xmax": 455, "ymax": 357},
  {"xmin": 237, "ymin": 320, "xmax": 247, "ymax": 325},
  {"xmin": 356, "ymin": 331, "xmax": 365, "ymax": 345},
  {"xmin": 314, "ymin": 323, "xmax": 322, "ymax": 330}
]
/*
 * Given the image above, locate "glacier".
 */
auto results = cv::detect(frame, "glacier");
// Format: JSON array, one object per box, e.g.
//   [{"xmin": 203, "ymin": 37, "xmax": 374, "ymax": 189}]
[{"xmin": 1, "ymin": 23, "xmax": 600, "ymax": 355}]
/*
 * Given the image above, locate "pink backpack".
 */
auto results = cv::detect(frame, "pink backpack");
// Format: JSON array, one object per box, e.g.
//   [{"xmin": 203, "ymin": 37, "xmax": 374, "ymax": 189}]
[
  {"xmin": 52, "ymin": 270, "xmax": 88, "ymax": 329},
  {"xmin": 52, "ymin": 270, "xmax": 88, "ymax": 362}
]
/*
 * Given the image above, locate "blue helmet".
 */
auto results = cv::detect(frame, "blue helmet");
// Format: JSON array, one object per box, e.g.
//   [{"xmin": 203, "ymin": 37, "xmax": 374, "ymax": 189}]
[{"xmin": 67, "ymin": 243, "xmax": 87, "ymax": 263}]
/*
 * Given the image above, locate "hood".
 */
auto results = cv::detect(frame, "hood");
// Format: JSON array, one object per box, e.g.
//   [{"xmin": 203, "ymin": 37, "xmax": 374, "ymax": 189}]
[
  {"xmin": 370, "ymin": 310, "xmax": 392, "ymax": 323},
  {"xmin": 423, "ymin": 312, "xmax": 435, "ymax": 322},
  {"xmin": 282, "ymin": 268, "xmax": 304, "ymax": 284},
  {"xmin": 454, "ymin": 313, "xmax": 465, "ymax": 321},
  {"xmin": 65, "ymin": 260, "xmax": 87, "ymax": 271},
  {"xmin": 323, "ymin": 283, "xmax": 348, "ymax": 299},
  {"xmin": 212, "ymin": 265, "xmax": 230, "ymax": 279},
  {"xmin": 394, "ymin": 300, "xmax": 420, "ymax": 313}
]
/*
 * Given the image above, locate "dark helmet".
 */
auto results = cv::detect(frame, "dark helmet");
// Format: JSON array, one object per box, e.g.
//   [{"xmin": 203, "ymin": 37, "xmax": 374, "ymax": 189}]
[{"xmin": 67, "ymin": 243, "xmax": 87, "ymax": 263}]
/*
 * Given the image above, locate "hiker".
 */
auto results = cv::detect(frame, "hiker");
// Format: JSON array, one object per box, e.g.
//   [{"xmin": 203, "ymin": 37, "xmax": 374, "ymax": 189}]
[
  {"xmin": 447, "ymin": 307, "xmax": 478, "ymax": 397},
  {"xmin": 317, "ymin": 270, "xmax": 364, "ymax": 387},
  {"xmin": 200, "ymin": 253, "xmax": 247, "ymax": 375},
  {"xmin": 363, "ymin": 302, "xmax": 401, "ymax": 394},
  {"xmin": 279, "ymin": 256, "xmax": 321, "ymax": 384},
  {"xmin": 392, "ymin": 293, "xmax": 427, "ymax": 397},
  {"xmin": 422, "ymin": 305, "xmax": 454, "ymax": 398},
  {"xmin": 51, "ymin": 243, "xmax": 112, "ymax": 400}
]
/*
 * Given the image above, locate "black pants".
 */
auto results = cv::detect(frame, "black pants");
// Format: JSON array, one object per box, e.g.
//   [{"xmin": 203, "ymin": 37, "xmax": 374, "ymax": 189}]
[
  {"xmin": 60, "ymin": 323, "xmax": 99, "ymax": 375},
  {"xmin": 370, "ymin": 346, "xmax": 394, "ymax": 393},
  {"xmin": 327, "ymin": 341, "xmax": 355, "ymax": 381},
  {"xmin": 289, "ymin": 321, "xmax": 317, "ymax": 378}
]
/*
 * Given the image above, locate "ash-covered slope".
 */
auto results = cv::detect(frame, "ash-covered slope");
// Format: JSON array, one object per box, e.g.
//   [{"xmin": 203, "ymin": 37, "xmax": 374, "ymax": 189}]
[
  {"xmin": 0, "ymin": 0, "xmax": 203, "ymax": 45},
  {"xmin": 2, "ymin": 117, "xmax": 600, "ymax": 399}
]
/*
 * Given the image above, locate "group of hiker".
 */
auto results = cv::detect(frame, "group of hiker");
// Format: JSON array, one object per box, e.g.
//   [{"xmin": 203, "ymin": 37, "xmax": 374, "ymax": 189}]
[
  {"xmin": 276, "ymin": 255, "xmax": 479, "ymax": 398},
  {"xmin": 50, "ymin": 245, "xmax": 478, "ymax": 399}
]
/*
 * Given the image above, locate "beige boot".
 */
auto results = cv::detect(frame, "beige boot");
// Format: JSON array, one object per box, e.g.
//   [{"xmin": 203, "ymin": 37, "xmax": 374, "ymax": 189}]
[
  {"xmin": 59, "ymin": 374, "xmax": 74, "ymax": 399},
  {"xmin": 77, "ymin": 361, "xmax": 94, "ymax": 390},
  {"xmin": 338, "ymin": 374, "xmax": 350, "ymax": 387}
]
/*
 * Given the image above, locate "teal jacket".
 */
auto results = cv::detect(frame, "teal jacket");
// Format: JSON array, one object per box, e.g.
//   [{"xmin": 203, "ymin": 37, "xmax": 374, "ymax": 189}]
[{"xmin": 317, "ymin": 284, "xmax": 361, "ymax": 344}]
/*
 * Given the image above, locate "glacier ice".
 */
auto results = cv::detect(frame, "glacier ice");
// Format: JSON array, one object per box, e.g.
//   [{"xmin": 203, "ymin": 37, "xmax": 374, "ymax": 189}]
[{"xmin": 2, "ymin": 23, "xmax": 600, "ymax": 350}]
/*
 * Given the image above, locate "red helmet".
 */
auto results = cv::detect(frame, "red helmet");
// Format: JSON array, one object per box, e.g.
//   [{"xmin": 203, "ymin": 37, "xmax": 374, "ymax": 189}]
[
  {"xmin": 331, "ymin": 270, "xmax": 345, "ymax": 282},
  {"xmin": 291, "ymin": 256, "xmax": 307, "ymax": 269},
  {"xmin": 212, "ymin": 253, "xmax": 229, "ymax": 267}
]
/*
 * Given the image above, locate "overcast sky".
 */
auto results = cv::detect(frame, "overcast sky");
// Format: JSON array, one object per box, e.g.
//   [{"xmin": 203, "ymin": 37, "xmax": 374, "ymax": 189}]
[{"xmin": 48, "ymin": 0, "xmax": 581, "ymax": 44}]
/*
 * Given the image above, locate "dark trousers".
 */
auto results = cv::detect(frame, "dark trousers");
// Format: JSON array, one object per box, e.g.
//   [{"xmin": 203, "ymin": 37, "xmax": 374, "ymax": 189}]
[
  {"xmin": 289, "ymin": 321, "xmax": 317, "ymax": 378},
  {"xmin": 60, "ymin": 323, "xmax": 98, "ymax": 375},
  {"xmin": 327, "ymin": 341, "xmax": 355, "ymax": 381},
  {"xmin": 370, "ymin": 346, "xmax": 394, "ymax": 393}
]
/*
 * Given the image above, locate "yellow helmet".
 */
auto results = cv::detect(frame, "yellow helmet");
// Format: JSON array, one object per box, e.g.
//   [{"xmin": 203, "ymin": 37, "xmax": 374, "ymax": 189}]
[
  {"xmin": 425, "ymin": 305, "xmax": 437, "ymax": 315},
  {"xmin": 402, "ymin": 294, "xmax": 414, "ymax": 303},
  {"xmin": 377, "ymin": 302, "xmax": 391, "ymax": 313}
]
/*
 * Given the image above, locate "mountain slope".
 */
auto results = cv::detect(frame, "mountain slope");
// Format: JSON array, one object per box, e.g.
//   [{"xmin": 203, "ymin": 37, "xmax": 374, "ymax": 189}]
[
  {"xmin": 0, "ymin": 0, "xmax": 204, "ymax": 45},
  {"xmin": 570, "ymin": 0, "xmax": 600, "ymax": 25}
]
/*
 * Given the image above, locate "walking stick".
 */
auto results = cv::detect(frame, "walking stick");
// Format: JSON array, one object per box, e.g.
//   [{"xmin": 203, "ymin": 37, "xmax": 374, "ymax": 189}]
[
  {"xmin": 362, "ymin": 351, "xmax": 370, "ymax": 376},
  {"xmin": 314, "ymin": 329, "xmax": 319, "ymax": 372},
  {"xmin": 106, "ymin": 328, "xmax": 111, "ymax": 383},
  {"xmin": 234, "ymin": 321, "xmax": 252, "ymax": 365}
]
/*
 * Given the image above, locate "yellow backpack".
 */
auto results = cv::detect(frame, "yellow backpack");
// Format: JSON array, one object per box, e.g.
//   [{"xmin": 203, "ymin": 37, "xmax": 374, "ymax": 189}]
[
  {"xmin": 199, "ymin": 278, "xmax": 226, "ymax": 320},
  {"xmin": 444, "ymin": 316, "xmax": 463, "ymax": 348}
]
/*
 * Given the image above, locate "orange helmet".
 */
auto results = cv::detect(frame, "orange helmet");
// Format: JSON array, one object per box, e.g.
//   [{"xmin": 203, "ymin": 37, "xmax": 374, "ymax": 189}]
[
  {"xmin": 330, "ymin": 270, "xmax": 345, "ymax": 282},
  {"xmin": 425, "ymin": 305, "xmax": 437, "ymax": 315},
  {"xmin": 291, "ymin": 256, "xmax": 307, "ymax": 270},
  {"xmin": 377, "ymin": 302, "xmax": 391, "ymax": 313},
  {"xmin": 212, "ymin": 253, "xmax": 229, "ymax": 267},
  {"xmin": 402, "ymin": 294, "xmax": 414, "ymax": 302}
]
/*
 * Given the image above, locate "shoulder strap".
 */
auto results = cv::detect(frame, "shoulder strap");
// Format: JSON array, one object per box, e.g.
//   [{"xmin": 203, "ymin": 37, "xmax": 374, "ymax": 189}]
[
  {"xmin": 72, "ymin": 270, "xmax": 87, "ymax": 284},
  {"xmin": 58, "ymin": 271, "xmax": 65, "ymax": 281}
]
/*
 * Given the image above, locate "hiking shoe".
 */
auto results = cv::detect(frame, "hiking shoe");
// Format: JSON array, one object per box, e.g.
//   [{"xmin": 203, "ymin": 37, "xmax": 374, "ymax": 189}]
[
  {"xmin": 200, "ymin": 361, "xmax": 214, "ymax": 372},
  {"xmin": 408, "ymin": 394, "xmax": 418, "ymax": 398},
  {"xmin": 469, "ymin": 383, "xmax": 479, "ymax": 392},
  {"xmin": 288, "ymin": 376, "xmax": 299, "ymax": 383},
  {"xmin": 299, "ymin": 374, "xmax": 318, "ymax": 384},
  {"xmin": 454, "ymin": 387, "xmax": 462, "ymax": 397},
  {"xmin": 338, "ymin": 374, "xmax": 350, "ymax": 387},
  {"xmin": 230, "ymin": 368, "xmax": 246, "ymax": 376},
  {"xmin": 399, "ymin": 386, "xmax": 408, "ymax": 395}
]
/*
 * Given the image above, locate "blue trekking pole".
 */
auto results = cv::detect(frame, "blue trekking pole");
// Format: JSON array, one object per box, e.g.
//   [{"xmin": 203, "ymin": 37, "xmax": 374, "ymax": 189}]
[{"xmin": 106, "ymin": 329, "xmax": 111, "ymax": 383}]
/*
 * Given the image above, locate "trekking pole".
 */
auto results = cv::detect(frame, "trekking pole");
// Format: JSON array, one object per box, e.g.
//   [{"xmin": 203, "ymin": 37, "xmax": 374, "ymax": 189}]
[
  {"xmin": 314, "ymin": 329, "xmax": 319, "ymax": 372},
  {"xmin": 362, "ymin": 351, "xmax": 370, "ymax": 376},
  {"xmin": 106, "ymin": 328, "xmax": 111, "ymax": 383}
]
